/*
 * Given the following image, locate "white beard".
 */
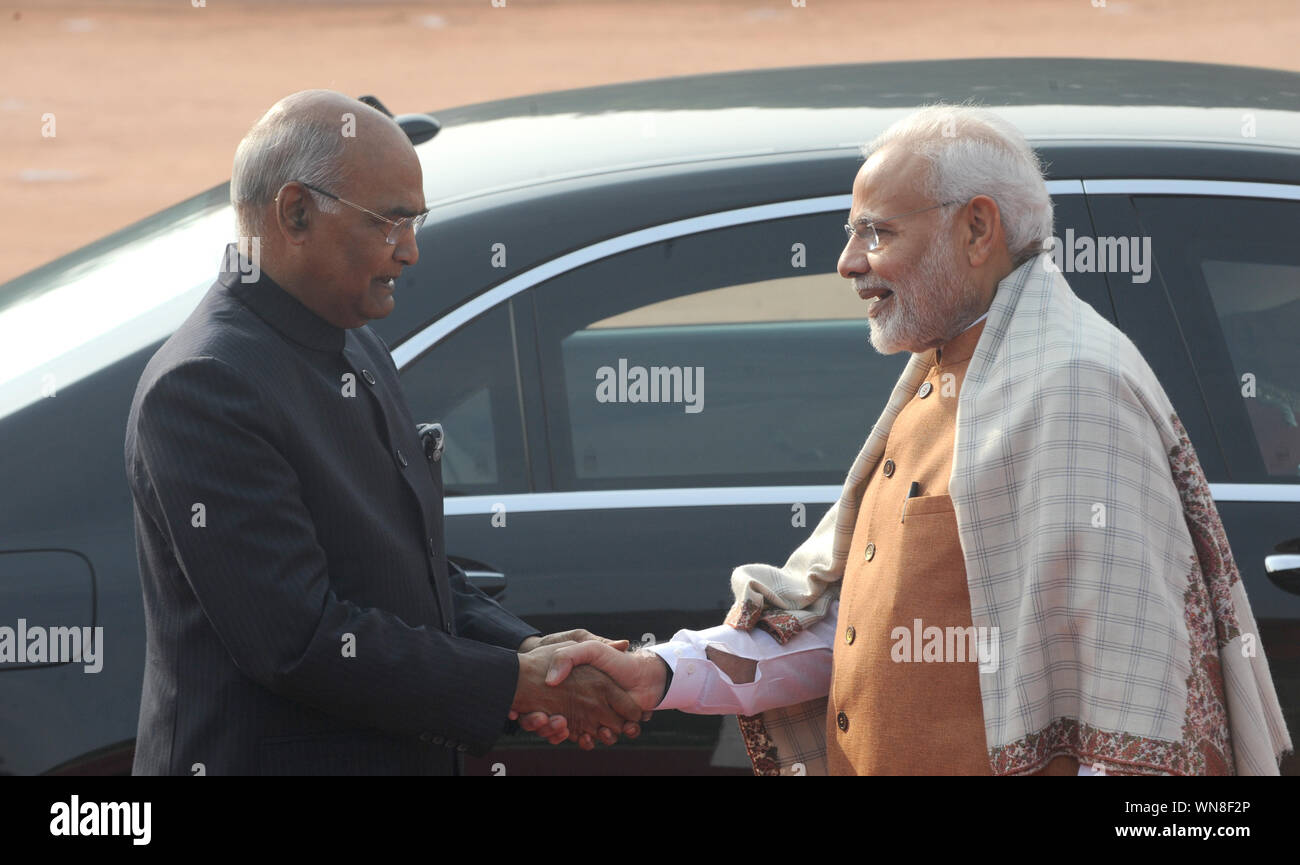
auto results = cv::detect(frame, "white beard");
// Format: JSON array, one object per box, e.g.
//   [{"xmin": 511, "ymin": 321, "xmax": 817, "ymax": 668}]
[{"xmin": 861, "ymin": 240, "xmax": 986, "ymax": 355}]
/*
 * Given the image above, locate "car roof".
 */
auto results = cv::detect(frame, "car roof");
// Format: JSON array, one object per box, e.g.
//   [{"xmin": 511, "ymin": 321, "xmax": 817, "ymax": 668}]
[{"xmin": 418, "ymin": 58, "xmax": 1300, "ymax": 206}]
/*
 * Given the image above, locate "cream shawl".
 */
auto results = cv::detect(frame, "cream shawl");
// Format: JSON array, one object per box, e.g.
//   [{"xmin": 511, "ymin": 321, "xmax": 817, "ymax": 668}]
[{"xmin": 725, "ymin": 254, "xmax": 1293, "ymax": 776}]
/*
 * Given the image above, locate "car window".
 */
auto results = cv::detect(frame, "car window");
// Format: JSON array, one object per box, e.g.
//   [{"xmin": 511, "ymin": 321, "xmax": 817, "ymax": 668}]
[
  {"xmin": 1132, "ymin": 195, "xmax": 1300, "ymax": 480},
  {"xmin": 398, "ymin": 302, "xmax": 530, "ymax": 494},
  {"xmin": 1044, "ymin": 194, "xmax": 1115, "ymax": 322},
  {"xmin": 529, "ymin": 212, "xmax": 909, "ymax": 490}
]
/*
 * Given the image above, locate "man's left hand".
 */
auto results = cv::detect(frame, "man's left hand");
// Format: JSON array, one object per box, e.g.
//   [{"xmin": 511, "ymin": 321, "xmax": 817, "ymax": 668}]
[{"xmin": 516, "ymin": 629, "xmax": 629, "ymax": 655}]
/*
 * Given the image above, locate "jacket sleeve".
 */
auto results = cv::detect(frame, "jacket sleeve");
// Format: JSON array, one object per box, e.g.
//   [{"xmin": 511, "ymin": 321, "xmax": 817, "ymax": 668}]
[
  {"xmin": 447, "ymin": 560, "xmax": 540, "ymax": 649},
  {"xmin": 131, "ymin": 356, "xmax": 520, "ymax": 754}
]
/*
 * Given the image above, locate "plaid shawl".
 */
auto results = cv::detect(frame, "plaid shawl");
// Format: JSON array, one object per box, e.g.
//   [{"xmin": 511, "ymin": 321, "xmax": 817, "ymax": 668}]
[{"xmin": 725, "ymin": 254, "xmax": 1293, "ymax": 776}]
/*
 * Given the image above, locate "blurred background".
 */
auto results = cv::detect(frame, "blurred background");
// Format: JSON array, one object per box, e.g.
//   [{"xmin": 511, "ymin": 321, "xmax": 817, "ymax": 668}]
[{"xmin": 1, "ymin": 0, "xmax": 1299, "ymax": 285}]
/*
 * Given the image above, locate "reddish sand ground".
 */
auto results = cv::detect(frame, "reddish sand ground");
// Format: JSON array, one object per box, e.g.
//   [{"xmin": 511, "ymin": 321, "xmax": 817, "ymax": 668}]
[{"xmin": 1, "ymin": 0, "xmax": 1298, "ymax": 284}]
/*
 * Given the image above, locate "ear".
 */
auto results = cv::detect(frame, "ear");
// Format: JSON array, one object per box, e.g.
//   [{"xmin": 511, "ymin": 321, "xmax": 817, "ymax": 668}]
[
  {"xmin": 273, "ymin": 182, "xmax": 312, "ymax": 245},
  {"xmin": 963, "ymin": 194, "xmax": 1003, "ymax": 267}
]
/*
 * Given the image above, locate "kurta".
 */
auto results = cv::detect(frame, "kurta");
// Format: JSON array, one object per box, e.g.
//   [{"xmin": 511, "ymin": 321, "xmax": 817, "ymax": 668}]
[{"xmin": 826, "ymin": 318, "xmax": 1076, "ymax": 775}]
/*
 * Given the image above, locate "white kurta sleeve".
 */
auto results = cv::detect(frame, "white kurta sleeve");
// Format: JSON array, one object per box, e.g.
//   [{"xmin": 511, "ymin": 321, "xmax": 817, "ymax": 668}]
[{"xmin": 646, "ymin": 602, "xmax": 837, "ymax": 716}]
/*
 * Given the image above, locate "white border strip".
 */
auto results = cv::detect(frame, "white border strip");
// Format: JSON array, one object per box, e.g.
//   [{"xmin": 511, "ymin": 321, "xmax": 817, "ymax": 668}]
[
  {"xmin": 445, "ymin": 485, "xmax": 843, "ymax": 515},
  {"xmin": 394, "ymin": 182, "xmax": 1085, "ymax": 368},
  {"xmin": 1209, "ymin": 483, "xmax": 1300, "ymax": 503},
  {"xmin": 443, "ymin": 481, "xmax": 1299, "ymax": 515},
  {"xmin": 1083, "ymin": 179, "xmax": 1300, "ymax": 200}
]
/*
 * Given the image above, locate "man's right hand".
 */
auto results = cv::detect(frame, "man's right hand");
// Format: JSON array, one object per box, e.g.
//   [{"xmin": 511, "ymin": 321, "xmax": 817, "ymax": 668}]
[
  {"xmin": 512, "ymin": 643, "xmax": 643, "ymax": 742},
  {"xmin": 527, "ymin": 643, "xmax": 760, "ymax": 742}
]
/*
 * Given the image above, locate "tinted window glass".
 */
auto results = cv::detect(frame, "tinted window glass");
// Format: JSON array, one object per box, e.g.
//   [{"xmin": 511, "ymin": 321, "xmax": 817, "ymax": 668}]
[
  {"xmin": 1133, "ymin": 196, "xmax": 1300, "ymax": 480},
  {"xmin": 1204, "ymin": 257, "xmax": 1300, "ymax": 477},
  {"xmin": 398, "ymin": 302, "xmax": 530, "ymax": 494},
  {"xmin": 531, "ymin": 213, "xmax": 909, "ymax": 490}
]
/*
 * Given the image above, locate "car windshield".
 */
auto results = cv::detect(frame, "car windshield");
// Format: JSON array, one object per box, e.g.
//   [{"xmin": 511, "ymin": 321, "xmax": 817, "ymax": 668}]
[{"xmin": 0, "ymin": 190, "xmax": 235, "ymax": 422}]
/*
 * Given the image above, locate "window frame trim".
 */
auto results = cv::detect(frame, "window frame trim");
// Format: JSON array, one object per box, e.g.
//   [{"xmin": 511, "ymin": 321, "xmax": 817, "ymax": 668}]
[{"xmin": 392, "ymin": 180, "xmax": 1085, "ymax": 370}]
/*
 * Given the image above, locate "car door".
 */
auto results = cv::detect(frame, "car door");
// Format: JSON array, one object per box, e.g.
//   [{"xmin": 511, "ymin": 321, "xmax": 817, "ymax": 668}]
[{"xmin": 1087, "ymin": 179, "xmax": 1300, "ymax": 774}]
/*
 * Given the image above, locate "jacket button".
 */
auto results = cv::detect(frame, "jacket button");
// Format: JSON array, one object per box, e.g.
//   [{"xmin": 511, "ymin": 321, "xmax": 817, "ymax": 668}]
[
  {"xmin": 396, "ymin": 448, "xmax": 408, "ymax": 467},
  {"xmin": 917, "ymin": 381, "xmax": 933, "ymax": 399},
  {"xmin": 361, "ymin": 369, "xmax": 376, "ymax": 386},
  {"xmin": 845, "ymin": 625, "xmax": 856, "ymax": 645},
  {"xmin": 837, "ymin": 711, "xmax": 849, "ymax": 732},
  {"xmin": 428, "ymin": 537, "xmax": 436, "ymax": 557},
  {"xmin": 882, "ymin": 458, "xmax": 895, "ymax": 478},
  {"xmin": 864, "ymin": 542, "xmax": 875, "ymax": 562},
  {"xmin": 445, "ymin": 620, "xmax": 453, "ymax": 631}
]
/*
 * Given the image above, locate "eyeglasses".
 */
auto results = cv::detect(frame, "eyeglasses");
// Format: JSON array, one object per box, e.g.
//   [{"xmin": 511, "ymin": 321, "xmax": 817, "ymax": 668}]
[
  {"xmin": 297, "ymin": 181, "xmax": 428, "ymax": 245},
  {"xmin": 844, "ymin": 199, "xmax": 962, "ymax": 252}
]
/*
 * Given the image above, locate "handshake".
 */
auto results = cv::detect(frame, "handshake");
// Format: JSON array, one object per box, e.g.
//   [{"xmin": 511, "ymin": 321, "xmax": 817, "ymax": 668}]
[{"xmin": 509, "ymin": 630, "xmax": 671, "ymax": 750}]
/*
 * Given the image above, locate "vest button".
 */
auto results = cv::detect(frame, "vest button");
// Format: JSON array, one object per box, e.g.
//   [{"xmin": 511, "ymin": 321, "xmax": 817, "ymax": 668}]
[
  {"xmin": 864, "ymin": 542, "xmax": 875, "ymax": 562},
  {"xmin": 837, "ymin": 711, "xmax": 849, "ymax": 732},
  {"xmin": 845, "ymin": 625, "xmax": 856, "ymax": 645},
  {"xmin": 882, "ymin": 458, "xmax": 895, "ymax": 478},
  {"xmin": 917, "ymin": 381, "xmax": 933, "ymax": 399}
]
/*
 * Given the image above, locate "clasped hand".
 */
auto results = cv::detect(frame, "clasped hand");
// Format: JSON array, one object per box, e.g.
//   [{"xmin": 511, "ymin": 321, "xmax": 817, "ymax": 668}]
[{"xmin": 511, "ymin": 631, "xmax": 669, "ymax": 750}]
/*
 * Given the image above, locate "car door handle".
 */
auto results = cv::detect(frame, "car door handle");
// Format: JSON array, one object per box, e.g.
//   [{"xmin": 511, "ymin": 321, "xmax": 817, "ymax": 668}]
[
  {"xmin": 1266, "ymin": 555, "xmax": 1300, "ymax": 573},
  {"xmin": 1265, "ymin": 554, "xmax": 1300, "ymax": 597},
  {"xmin": 463, "ymin": 569, "xmax": 508, "ymax": 598}
]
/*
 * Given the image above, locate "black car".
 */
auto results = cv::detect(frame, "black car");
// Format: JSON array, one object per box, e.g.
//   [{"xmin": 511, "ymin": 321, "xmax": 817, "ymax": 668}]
[{"xmin": 2, "ymin": 58, "xmax": 1298, "ymax": 775}]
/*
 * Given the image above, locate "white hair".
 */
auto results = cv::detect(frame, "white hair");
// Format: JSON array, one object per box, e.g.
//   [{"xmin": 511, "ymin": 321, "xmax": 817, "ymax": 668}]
[
  {"xmin": 230, "ymin": 104, "xmax": 347, "ymax": 239},
  {"xmin": 863, "ymin": 105, "xmax": 1054, "ymax": 266}
]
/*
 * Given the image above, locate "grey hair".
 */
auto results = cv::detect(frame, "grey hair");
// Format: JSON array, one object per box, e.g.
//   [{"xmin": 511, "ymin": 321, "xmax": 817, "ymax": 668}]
[
  {"xmin": 231, "ymin": 105, "xmax": 348, "ymax": 239},
  {"xmin": 863, "ymin": 104, "xmax": 1054, "ymax": 266}
]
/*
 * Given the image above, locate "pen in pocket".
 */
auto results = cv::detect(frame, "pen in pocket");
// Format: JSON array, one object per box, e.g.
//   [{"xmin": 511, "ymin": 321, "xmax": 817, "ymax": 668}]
[{"xmin": 901, "ymin": 481, "xmax": 920, "ymax": 523}]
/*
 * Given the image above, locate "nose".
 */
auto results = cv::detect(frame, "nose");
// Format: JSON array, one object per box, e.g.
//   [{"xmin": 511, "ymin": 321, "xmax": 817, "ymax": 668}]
[
  {"xmin": 838, "ymin": 235, "xmax": 869, "ymax": 281},
  {"xmin": 394, "ymin": 224, "xmax": 419, "ymax": 267}
]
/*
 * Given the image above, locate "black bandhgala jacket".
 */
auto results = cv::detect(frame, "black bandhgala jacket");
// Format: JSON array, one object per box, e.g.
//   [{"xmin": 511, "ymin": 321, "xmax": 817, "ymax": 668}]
[{"xmin": 124, "ymin": 246, "xmax": 536, "ymax": 775}]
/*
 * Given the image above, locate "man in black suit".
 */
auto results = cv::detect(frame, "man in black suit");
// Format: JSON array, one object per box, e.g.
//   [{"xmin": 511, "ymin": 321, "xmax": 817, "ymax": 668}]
[{"xmin": 124, "ymin": 90, "xmax": 640, "ymax": 775}]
